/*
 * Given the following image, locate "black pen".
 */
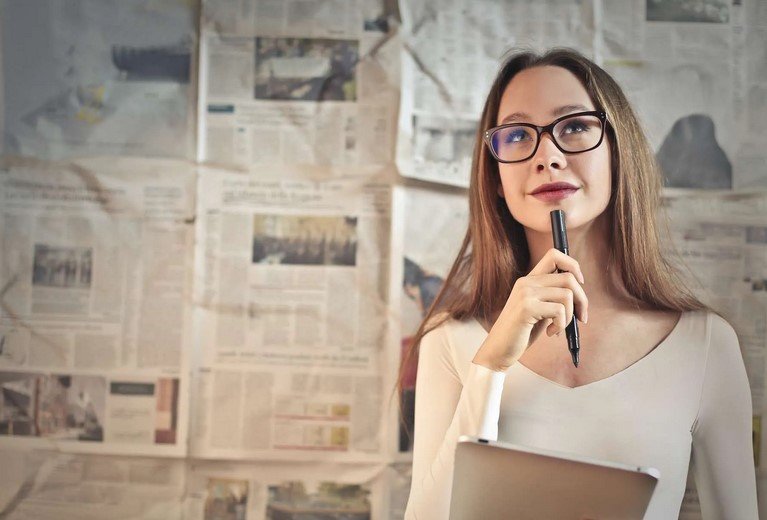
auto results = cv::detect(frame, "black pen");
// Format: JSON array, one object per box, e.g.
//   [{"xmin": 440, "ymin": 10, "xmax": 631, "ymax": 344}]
[{"xmin": 550, "ymin": 210, "xmax": 580, "ymax": 368}]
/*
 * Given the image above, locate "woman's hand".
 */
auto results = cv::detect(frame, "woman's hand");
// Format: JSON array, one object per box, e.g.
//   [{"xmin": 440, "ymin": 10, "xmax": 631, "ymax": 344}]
[{"xmin": 472, "ymin": 248, "xmax": 588, "ymax": 371}]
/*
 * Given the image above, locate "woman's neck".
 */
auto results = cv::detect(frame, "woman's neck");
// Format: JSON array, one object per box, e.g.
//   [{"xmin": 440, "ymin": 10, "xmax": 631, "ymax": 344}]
[
  {"xmin": 523, "ymin": 212, "xmax": 634, "ymax": 311},
  {"xmin": 478, "ymin": 213, "xmax": 643, "ymax": 332}
]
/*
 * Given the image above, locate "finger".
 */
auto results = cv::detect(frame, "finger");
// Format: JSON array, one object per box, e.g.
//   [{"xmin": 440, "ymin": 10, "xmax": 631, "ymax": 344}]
[
  {"xmin": 552, "ymin": 272, "xmax": 588, "ymax": 323},
  {"xmin": 527, "ymin": 287, "xmax": 573, "ymax": 336},
  {"xmin": 528, "ymin": 248, "xmax": 584, "ymax": 284},
  {"xmin": 534, "ymin": 287, "xmax": 573, "ymax": 326},
  {"xmin": 527, "ymin": 272, "xmax": 588, "ymax": 323},
  {"xmin": 528, "ymin": 300, "xmax": 567, "ymax": 336},
  {"xmin": 535, "ymin": 301, "xmax": 567, "ymax": 336}
]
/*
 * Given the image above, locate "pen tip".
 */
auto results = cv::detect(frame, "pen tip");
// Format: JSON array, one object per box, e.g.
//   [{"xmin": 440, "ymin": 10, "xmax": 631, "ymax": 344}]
[{"xmin": 572, "ymin": 351, "xmax": 579, "ymax": 368}]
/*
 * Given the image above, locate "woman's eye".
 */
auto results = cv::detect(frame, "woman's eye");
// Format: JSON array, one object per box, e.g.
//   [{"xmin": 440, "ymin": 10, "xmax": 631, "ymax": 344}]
[
  {"xmin": 505, "ymin": 129, "xmax": 530, "ymax": 143},
  {"xmin": 561, "ymin": 121, "xmax": 588, "ymax": 134}
]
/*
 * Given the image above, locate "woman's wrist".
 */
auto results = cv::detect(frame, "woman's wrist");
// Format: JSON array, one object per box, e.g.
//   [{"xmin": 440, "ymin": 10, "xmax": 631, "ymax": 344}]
[{"xmin": 472, "ymin": 346, "xmax": 514, "ymax": 372}]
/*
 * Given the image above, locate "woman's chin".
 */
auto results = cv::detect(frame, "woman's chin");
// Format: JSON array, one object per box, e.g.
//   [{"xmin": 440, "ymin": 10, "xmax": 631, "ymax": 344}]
[{"xmin": 514, "ymin": 211, "xmax": 598, "ymax": 236}]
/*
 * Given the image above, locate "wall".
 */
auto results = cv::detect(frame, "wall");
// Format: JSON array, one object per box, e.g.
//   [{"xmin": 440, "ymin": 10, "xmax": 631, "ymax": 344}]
[{"xmin": 0, "ymin": 0, "xmax": 765, "ymax": 518}]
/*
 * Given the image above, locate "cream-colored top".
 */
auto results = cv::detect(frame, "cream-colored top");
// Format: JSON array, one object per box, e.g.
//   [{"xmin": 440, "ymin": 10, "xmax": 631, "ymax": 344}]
[{"xmin": 405, "ymin": 310, "xmax": 758, "ymax": 519}]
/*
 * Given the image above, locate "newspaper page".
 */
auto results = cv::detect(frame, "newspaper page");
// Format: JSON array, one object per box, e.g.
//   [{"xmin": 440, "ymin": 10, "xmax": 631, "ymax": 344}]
[
  {"xmin": 0, "ymin": 157, "xmax": 195, "ymax": 456},
  {"xmin": 191, "ymin": 166, "xmax": 391, "ymax": 461},
  {"xmin": 739, "ymin": 2, "xmax": 767, "ymax": 190},
  {"xmin": 388, "ymin": 184, "xmax": 468, "ymax": 454},
  {"xmin": 184, "ymin": 459, "xmax": 387, "ymax": 520},
  {"xmin": 602, "ymin": 1, "xmax": 767, "ymax": 189},
  {"xmin": 385, "ymin": 463, "xmax": 412, "ymax": 519},
  {"xmin": 396, "ymin": 0, "xmax": 596, "ymax": 187},
  {"xmin": 660, "ymin": 189, "xmax": 767, "ymax": 518},
  {"xmin": 0, "ymin": 448, "xmax": 186, "ymax": 519},
  {"xmin": 0, "ymin": 0, "xmax": 196, "ymax": 160},
  {"xmin": 198, "ymin": 0, "xmax": 400, "ymax": 168}
]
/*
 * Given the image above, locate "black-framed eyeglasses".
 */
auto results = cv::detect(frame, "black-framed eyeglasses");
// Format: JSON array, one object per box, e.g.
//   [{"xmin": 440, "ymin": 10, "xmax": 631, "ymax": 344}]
[{"xmin": 483, "ymin": 110, "xmax": 608, "ymax": 164}]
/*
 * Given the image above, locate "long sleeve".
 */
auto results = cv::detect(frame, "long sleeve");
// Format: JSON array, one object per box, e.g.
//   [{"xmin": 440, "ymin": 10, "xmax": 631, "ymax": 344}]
[
  {"xmin": 691, "ymin": 313, "xmax": 758, "ymax": 519},
  {"xmin": 404, "ymin": 323, "xmax": 506, "ymax": 520}
]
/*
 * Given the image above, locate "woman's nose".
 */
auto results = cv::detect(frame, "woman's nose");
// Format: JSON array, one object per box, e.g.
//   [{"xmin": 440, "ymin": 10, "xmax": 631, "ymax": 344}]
[{"xmin": 532, "ymin": 133, "xmax": 566, "ymax": 171}]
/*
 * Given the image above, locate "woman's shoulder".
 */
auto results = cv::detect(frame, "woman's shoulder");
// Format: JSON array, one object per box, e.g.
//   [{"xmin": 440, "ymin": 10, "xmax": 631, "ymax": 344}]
[
  {"xmin": 420, "ymin": 313, "xmax": 488, "ymax": 374},
  {"xmin": 637, "ymin": 307, "xmax": 719, "ymax": 334},
  {"xmin": 668, "ymin": 309, "xmax": 741, "ymax": 366},
  {"xmin": 422, "ymin": 312, "xmax": 487, "ymax": 340},
  {"xmin": 678, "ymin": 308, "xmax": 737, "ymax": 342},
  {"xmin": 421, "ymin": 310, "xmax": 452, "ymax": 332},
  {"xmin": 702, "ymin": 310, "xmax": 740, "ymax": 349},
  {"xmin": 693, "ymin": 311, "xmax": 750, "ymax": 403}
]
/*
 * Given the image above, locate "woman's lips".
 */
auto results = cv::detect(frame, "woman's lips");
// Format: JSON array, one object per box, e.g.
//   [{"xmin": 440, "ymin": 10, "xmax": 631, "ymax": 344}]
[{"xmin": 531, "ymin": 188, "xmax": 579, "ymax": 202}]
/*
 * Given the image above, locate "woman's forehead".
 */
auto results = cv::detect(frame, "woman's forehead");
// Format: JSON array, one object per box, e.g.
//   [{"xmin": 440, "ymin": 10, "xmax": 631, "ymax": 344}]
[{"xmin": 497, "ymin": 65, "xmax": 594, "ymax": 125}]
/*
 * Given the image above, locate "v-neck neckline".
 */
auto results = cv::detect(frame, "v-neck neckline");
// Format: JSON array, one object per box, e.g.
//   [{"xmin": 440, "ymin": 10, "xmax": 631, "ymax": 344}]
[{"xmin": 470, "ymin": 311, "xmax": 687, "ymax": 391}]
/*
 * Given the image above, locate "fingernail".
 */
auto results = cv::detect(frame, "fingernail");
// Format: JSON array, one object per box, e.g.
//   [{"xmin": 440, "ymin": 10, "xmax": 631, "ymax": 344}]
[
  {"xmin": 584, "ymin": 312, "xmax": 588, "ymax": 324},
  {"xmin": 556, "ymin": 331, "xmax": 561, "ymax": 336},
  {"xmin": 580, "ymin": 273, "xmax": 585, "ymax": 284}
]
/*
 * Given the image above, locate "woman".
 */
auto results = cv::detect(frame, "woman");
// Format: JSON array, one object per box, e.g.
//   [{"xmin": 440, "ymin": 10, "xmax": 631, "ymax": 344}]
[{"xmin": 401, "ymin": 48, "xmax": 757, "ymax": 519}]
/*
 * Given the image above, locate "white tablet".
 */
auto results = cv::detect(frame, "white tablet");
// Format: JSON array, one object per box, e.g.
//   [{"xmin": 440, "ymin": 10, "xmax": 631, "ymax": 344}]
[{"xmin": 450, "ymin": 436, "xmax": 660, "ymax": 520}]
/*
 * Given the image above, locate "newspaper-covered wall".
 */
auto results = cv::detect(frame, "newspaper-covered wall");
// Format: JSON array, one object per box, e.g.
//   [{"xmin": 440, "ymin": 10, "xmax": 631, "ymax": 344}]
[
  {"xmin": 389, "ymin": 184, "xmax": 468, "ymax": 454},
  {"xmin": 603, "ymin": 1, "xmax": 767, "ymax": 189},
  {"xmin": 0, "ymin": 0, "xmax": 197, "ymax": 160},
  {"xmin": 198, "ymin": 0, "xmax": 400, "ymax": 167},
  {"xmin": 184, "ymin": 460, "xmax": 388, "ymax": 519},
  {"xmin": 1, "ymin": 0, "xmax": 766, "ymax": 518},
  {"xmin": 0, "ymin": 157, "xmax": 195, "ymax": 457},
  {"xmin": 191, "ymin": 166, "xmax": 392, "ymax": 461},
  {"xmin": 386, "ymin": 463, "xmax": 412, "ymax": 519},
  {"xmin": 396, "ymin": 0, "xmax": 596, "ymax": 187},
  {"xmin": 0, "ymin": 448, "xmax": 186, "ymax": 519}
]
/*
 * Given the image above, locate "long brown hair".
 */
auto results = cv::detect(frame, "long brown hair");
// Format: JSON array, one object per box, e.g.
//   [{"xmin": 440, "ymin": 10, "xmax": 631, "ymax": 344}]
[{"xmin": 398, "ymin": 47, "xmax": 708, "ymax": 394}]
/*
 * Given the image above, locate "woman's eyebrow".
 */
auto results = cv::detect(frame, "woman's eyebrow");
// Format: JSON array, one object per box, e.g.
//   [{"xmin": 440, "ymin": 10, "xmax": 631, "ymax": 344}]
[{"xmin": 499, "ymin": 104, "xmax": 591, "ymax": 124}]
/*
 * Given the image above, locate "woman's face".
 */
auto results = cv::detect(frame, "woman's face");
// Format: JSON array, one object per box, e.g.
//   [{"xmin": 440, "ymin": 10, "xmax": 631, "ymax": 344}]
[{"xmin": 495, "ymin": 65, "xmax": 612, "ymax": 233}]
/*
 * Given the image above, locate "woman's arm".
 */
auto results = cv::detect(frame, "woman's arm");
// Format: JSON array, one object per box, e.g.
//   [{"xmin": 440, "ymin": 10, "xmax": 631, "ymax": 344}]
[
  {"xmin": 403, "ymin": 250, "xmax": 587, "ymax": 518},
  {"xmin": 405, "ymin": 323, "xmax": 506, "ymax": 520},
  {"xmin": 691, "ymin": 313, "xmax": 758, "ymax": 519}
]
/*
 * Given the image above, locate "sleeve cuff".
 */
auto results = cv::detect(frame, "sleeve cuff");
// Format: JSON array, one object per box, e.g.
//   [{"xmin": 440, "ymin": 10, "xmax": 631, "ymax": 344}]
[{"xmin": 467, "ymin": 362, "xmax": 506, "ymax": 439}]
